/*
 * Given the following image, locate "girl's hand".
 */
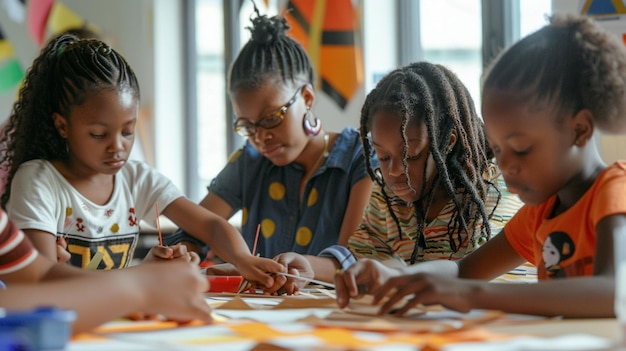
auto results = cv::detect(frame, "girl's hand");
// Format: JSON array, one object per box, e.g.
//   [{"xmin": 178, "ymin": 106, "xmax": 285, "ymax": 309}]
[
  {"xmin": 373, "ymin": 273, "xmax": 476, "ymax": 316},
  {"xmin": 335, "ymin": 258, "xmax": 400, "ymax": 308},
  {"xmin": 267, "ymin": 252, "xmax": 315, "ymax": 295},
  {"xmin": 56, "ymin": 237, "xmax": 71, "ymax": 264},
  {"xmin": 143, "ymin": 244, "xmax": 200, "ymax": 264},
  {"xmin": 204, "ymin": 262, "xmax": 240, "ymax": 276},
  {"xmin": 133, "ymin": 256, "xmax": 212, "ymax": 323},
  {"xmin": 236, "ymin": 255, "xmax": 284, "ymax": 289}
]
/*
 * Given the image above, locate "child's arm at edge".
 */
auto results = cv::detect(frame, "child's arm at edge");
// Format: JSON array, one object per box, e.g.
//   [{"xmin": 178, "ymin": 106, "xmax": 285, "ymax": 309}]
[{"xmin": 162, "ymin": 197, "xmax": 284, "ymax": 286}]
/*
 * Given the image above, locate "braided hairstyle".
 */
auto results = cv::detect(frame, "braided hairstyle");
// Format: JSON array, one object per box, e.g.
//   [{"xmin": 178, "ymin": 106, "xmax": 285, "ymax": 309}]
[
  {"xmin": 482, "ymin": 14, "xmax": 626, "ymax": 133},
  {"xmin": 360, "ymin": 62, "xmax": 499, "ymax": 263},
  {"xmin": 228, "ymin": 3, "xmax": 314, "ymax": 92},
  {"xmin": 0, "ymin": 33, "xmax": 139, "ymax": 208}
]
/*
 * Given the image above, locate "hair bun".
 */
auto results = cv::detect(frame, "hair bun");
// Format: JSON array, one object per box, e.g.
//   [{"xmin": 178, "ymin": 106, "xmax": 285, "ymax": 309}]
[{"xmin": 248, "ymin": 14, "xmax": 290, "ymax": 45}]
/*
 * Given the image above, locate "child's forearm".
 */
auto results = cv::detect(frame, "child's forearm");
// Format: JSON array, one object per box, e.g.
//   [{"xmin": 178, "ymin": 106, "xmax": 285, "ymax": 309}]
[
  {"xmin": 2, "ymin": 269, "xmax": 143, "ymax": 334},
  {"xmin": 399, "ymin": 259, "xmax": 459, "ymax": 277},
  {"xmin": 307, "ymin": 255, "xmax": 340, "ymax": 282},
  {"xmin": 204, "ymin": 219, "xmax": 254, "ymax": 265},
  {"xmin": 163, "ymin": 198, "xmax": 253, "ymax": 265},
  {"xmin": 468, "ymin": 276, "xmax": 614, "ymax": 317}
]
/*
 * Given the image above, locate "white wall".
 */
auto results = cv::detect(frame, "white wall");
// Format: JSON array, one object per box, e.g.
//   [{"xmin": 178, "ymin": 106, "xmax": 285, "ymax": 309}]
[
  {"xmin": 552, "ymin": 0, "xmax": 626, "ymax": 164},
  {"xmin": 153, "ymin": 0, "xmax": 184, "ymax": 189},
  {"xmin": 552, "ymin": 0, "xmax": 577, "ymax": 14}
]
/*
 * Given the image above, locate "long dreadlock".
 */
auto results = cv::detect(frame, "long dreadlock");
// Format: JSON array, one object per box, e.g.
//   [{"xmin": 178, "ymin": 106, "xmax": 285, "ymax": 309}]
[{"xmin": 360, "ymin": 62, "xmax": 499, "ymax": 263}]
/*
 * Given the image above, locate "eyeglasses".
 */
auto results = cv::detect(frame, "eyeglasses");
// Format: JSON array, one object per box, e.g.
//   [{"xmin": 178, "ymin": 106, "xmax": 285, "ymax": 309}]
[{"xmin": 233, "ymin": 86, "xmax": 303, "ymax": 137}]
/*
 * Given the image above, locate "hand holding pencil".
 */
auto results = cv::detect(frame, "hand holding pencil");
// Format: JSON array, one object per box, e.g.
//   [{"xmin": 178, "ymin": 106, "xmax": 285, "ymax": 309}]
[{"xmin": 143, "ymin": 203, "xmax": 200, "ymax": 264}]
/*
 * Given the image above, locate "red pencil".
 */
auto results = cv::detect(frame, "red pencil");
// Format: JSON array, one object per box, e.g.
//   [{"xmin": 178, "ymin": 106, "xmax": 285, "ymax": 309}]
[
  {"xmin": 252, "ymin": 224, "xmax": 261, "ymax": 256},
  {"xmin": 155, "ymin": 202, "xmax": 163, "ymax": 246}
]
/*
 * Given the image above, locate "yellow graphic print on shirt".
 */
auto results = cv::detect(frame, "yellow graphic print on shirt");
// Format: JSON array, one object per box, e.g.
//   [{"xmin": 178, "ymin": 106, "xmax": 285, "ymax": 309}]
[
  {"xmin": 60, "ymin": 207, "xmax": 139, "ymax": 269},
  {"xmin": 66, "ymin": 234, "xmax": 138, "ymax": 269}
]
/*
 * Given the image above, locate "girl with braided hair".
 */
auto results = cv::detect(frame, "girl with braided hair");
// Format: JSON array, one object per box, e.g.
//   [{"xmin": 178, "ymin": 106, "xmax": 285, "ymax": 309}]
[
  {"xmin": 166, "ymin": 5, "xmax": 374, "ymax": 265},
  {"xmin": 0, "ymin": 33, "xmax": 283, "ymax": 288},
  {"xmin": 349, "ymin": 61, "xmax": 520, "ymax": 264},
  {"xmin": 271, "ymin": 61, "xmax": 521, "ymax": 294},
  {"xmin": 336, "ymin": 14, "xmax": 626, "ymax": 318}
]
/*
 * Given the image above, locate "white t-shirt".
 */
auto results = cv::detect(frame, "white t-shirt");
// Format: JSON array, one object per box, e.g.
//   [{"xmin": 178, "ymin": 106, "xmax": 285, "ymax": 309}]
[{"xmin": 7, "ymin": 159, "xmax": 183, "ymax": 269}]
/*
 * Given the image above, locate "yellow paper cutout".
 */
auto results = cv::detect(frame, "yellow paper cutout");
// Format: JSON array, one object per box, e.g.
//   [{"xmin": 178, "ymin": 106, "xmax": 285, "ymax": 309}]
[{"xmin": 47, "ymin": 2, "xmax": 99, "ymax": 37}]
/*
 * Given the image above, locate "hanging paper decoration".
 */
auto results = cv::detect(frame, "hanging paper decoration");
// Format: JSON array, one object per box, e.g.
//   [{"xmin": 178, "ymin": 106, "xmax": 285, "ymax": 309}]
[
  {"xmin": 47, "ymin": 2, "xmax": 98, "ymax": 38},
  {"xmin": 580, "ymin": 0, "xmax": 626, "ymax": 15},
  {"xmin": 0, "ymin": 26, "xmax": 24, "ymax": 93},
  {"xmin": 579, "ymin": 0, "xmax": 626, "ymax": 46},
  {"xmin": 26, "ymin": 0, "xmax": 99, "ymax": 46},
  {"xmin": 283, "ymin": 0, "xmax": 363, "ymax": 110},
  {"xmin": 26, "ymin": 0, "xmax": 54, "ymax": 46},
  {"xmin": 0, "ymin": 0, "xmax": 95, "ymax": 93}
]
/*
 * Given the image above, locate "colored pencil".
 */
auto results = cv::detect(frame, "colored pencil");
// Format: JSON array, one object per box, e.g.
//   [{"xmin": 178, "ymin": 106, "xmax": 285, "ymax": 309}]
[
  {"xmin": 252, "ymin": 223, "xmax": 261, "ymax": 256},
  {"xmin": 275, "ymin": 272, "xmax": 336, "ymax": 289},
  {"xmin": 155, "ymin": 202, "xmax": 163, "ymax": 246}
]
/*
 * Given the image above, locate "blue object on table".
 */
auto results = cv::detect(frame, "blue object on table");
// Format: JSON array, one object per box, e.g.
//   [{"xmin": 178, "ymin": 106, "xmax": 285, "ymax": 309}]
[{"xmin": 0, "ymin": 307, "xmax": 76, "ymax": 350}]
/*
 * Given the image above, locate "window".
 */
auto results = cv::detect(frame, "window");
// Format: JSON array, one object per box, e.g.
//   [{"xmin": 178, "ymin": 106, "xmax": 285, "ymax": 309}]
[
  {"xmin": 190, "ymin": 0, "xmax": 278, "ymax": 202},
  {"xmin": 420, "ymin": 1, "xmax": 483, "ymax": 104},
  {"xmin": 417, "ymin": 0, "xmax": 552, "ymax": 106},
  {"xmin": 519, "ymin": 1, "xmax": 553, "ymax": 38},
  {"xmin": 187, "ymin": 0, "xmax": 553, "ymax": 201}
]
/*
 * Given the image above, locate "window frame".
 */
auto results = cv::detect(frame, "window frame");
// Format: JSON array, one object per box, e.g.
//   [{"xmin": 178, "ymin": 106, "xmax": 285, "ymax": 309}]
[{"xmin": 184, "ymin": 0, "xmax": 539, "ymax": 199}]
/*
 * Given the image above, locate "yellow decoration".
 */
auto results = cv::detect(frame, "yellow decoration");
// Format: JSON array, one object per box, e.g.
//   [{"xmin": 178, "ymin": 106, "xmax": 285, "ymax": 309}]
[
  {"xmin": 296, "ymin": 227, "xmax": 312, "ymax": 246},
  {"xmin": 65, "ymin": 207, "xmax": 73, "ymax": 216},
  {"xmin": 261, "ymin": 219, "xmax": 276, "ymax": 238},
  {"xmin": 0, "ymin": 41, "xmax": 14, "ymax": 61},
  {"xmin": 47, "ymin": 2, "xmax": 91, "ymax": 35},
  {"xmin": 307, "ymin": 188, "xmax": 318, "ymax": 206},
  {"xmin": 110, "ymin": 223, "xmax": 119, "ymax": 233},
  {"xmin": 268, "ymin": 182, "xmax": 286, "ymax": 200}
]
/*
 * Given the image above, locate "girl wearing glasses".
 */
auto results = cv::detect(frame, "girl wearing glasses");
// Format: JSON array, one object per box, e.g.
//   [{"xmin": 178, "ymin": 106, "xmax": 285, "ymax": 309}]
[{"xmin": 166, "ymin": 6, "xmax": 374, "ymax": 260}]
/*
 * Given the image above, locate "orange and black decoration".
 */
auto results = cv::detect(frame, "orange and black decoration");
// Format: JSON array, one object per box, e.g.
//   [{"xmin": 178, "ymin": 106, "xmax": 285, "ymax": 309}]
[{"xmin": 284, "ymin": 0, "xmax": 364, "ymax": 110}]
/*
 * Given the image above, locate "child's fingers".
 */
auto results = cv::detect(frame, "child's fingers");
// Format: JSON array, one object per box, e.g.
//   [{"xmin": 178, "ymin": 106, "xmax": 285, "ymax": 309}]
[
  {"xmin": 175, "ymin": 301, "xmax": 214, "ymax": 323},
  {"xmin": 150, "ymin": 245, "xmax": 174, "ymax": 259},
  {"xmin": 56, "ymin": 236, "xmax": 68, "ymax": 249},
  {"xmin": 188, "ymin": 251, "xmax": 201, "ymax": 265},
  {"xmin": 168, "ymin": 244, "xmax": 189, "ymax": 258},
  {"xmin": 334, "ymin": 271, "xmax": 351, "ymax": 308},
  {"xmin": 204, "ymin": 263, "xmax": 239, "ymax": 276},
  {"xmin": 262, "ymin": 273, "xmax": 287, "ymax": 295},
  {"xmin": 56, "ymin": 241, "xmax": 71, "ymax": 264}
]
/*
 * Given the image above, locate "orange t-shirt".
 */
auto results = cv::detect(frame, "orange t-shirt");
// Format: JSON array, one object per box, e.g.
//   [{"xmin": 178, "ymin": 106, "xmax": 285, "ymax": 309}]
[{"xmin": 505, "ymin": 162, "xmax": 626, "ymax": 280}]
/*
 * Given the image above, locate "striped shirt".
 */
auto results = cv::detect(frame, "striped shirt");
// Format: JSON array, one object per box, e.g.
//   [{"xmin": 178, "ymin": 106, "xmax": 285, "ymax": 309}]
[
  {"xmin": 348, "ymin": 173, "xmax": 523, "ymax": 263},
  {"xmin": 0, "ymin": 210, "xmax": 37, "ymax": 275}
]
